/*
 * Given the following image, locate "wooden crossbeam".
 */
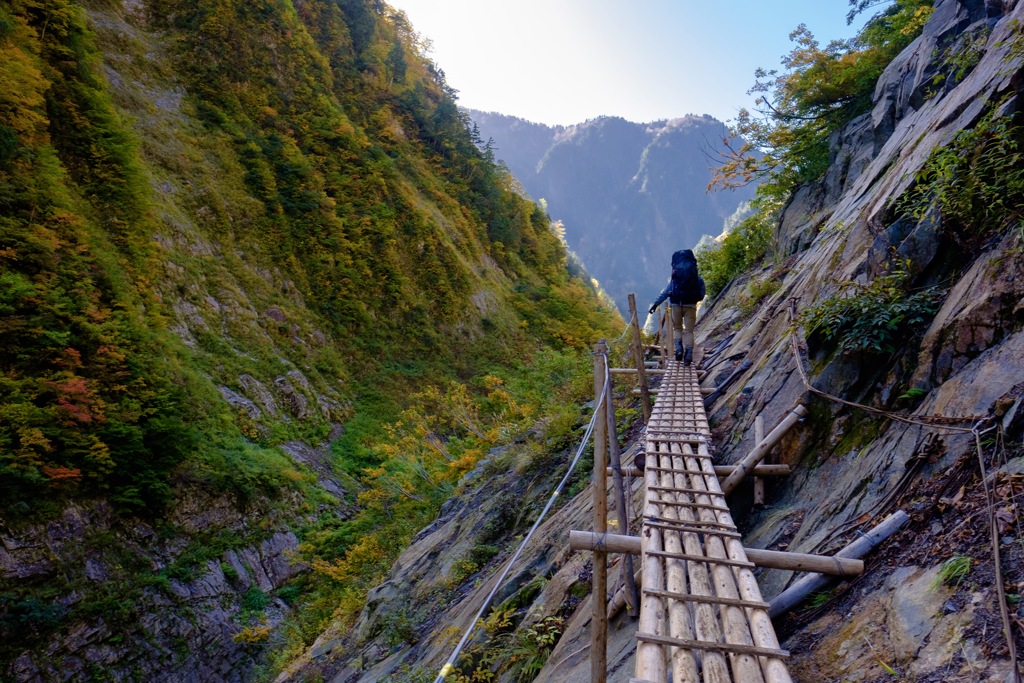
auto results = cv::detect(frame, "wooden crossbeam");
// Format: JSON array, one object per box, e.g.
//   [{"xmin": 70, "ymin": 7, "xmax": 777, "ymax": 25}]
[
  {"xmin": 635, "ymin": 632, "xmax": 790, "ymax": 659},
  {"xmin": 641, "ymin": 549, "xmax": 754, "ymax": 569},
  {"xmin": 642, "ymin": 520, "xmax": 742, "ymax": 539},
  {"xmin": 644, "ymin": 514, "xmax": 738, "ymax": 531},
  {"xmin": 607, "ymin": 464, "xmax": 793, "ymax": 478},
  {"xmin": 642, "ymin": 588, "xmax": 769, "ymax": 610}
]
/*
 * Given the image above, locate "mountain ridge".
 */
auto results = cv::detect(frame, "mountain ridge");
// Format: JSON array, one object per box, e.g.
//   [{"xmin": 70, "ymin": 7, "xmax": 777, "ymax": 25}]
[{"xmin": 468, "ymin": 109, "xmax": 757, "ymax": 314}]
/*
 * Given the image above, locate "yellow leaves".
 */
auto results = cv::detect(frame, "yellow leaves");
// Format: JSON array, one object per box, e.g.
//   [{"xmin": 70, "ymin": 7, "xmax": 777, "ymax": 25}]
[
  {"xmin": 311, "ymin": 533, "xmax": 390, "ymax": 585},
  {"xmin": 0, "ymin": 33, "xmax": 50, "ymax": 144},
  {"xmin": 232, "ymin": 618, "xmax": 272, "ymax": 644},
  {"xmin": 448, "ymin": 448, "xmax": 482, "ymax": 475},
  {"xmin": 901, "ymin": 6, "xmax": 934, "ymax": 36}
]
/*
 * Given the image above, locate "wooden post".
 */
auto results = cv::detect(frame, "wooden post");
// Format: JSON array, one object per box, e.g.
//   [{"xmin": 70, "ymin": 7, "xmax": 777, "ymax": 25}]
[
  {"xmin": 754, "ymin": 415, "xmax": 766, "ymax": 505},
  {"xmin": 605, "ymin": 368, "xmax": 639, "ymax": 617},
  {"xmin": 720, "ymin": 404, "xmax": 808, "ymax": 495},
  {"xmin": 628, "ymin": 294, "xmax": 652, "ymax": 423},
  {"xmin": 592, "ymin": 341, "xmax": 608, "ymax": 683},
  {"xmin": 768, "ymin": 511, "xmax": 909, "ymax": 618},
  {"xmin": 663, "ymin": 301, "xmax": 671, "ymax": 360}
]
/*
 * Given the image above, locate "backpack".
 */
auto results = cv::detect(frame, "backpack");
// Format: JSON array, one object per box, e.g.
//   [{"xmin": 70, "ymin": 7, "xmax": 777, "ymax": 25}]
[{"xmin": 669, "ymin": 250, "xmax": 705, "ymax": 304}]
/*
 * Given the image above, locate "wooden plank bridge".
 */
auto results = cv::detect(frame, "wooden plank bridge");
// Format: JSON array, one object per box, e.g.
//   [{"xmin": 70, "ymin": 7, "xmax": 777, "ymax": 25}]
[{"xmin": 631, "ymin": 353, "xmax": 791, "ymax": 683}]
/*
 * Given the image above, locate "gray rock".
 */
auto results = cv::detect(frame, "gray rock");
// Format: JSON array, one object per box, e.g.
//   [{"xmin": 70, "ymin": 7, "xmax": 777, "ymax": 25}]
[
  {"xmin": 218, "ymin": 386, "xmax": 262, "ymax": 420},
  {"xmin": 239, "ymin": 374, "xmax": 279, "ymax": 416},
  {"xmin": 275, "ymin": 375, "xmax": 310, "ymax": 419}
]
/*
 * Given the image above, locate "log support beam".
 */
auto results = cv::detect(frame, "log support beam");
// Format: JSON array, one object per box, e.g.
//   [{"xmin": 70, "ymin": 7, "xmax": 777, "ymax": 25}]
[{"xmin": 568, "ymin": 531, "xmax": 864, "ymax": 576}]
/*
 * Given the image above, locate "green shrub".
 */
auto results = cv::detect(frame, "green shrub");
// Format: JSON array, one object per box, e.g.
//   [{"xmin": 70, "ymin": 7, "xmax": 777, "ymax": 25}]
[
  {"xmin": 241, "ymin": 587, "xmax": 271, "ymax": 614},
  {"xmin": 801, "ymin": 263, "xmax": 944, "ymax": 355},
  {"xmin": 0, "ymin": 594, "xmax": 66, "ymax": 638},
  {"xmin": 713, "ymin": 0, "xmax": 933, "ymax": 195},
  {"xmin": 738, "ymin": 276, "xmax": 783, "ymax": 317},
  {"xmin": 508, "ymin": 615, "xmax": 564, "ymax": 682},
  {"xmin": 898, "ymin": 107, "xmax": 1024, "ymax": 246}
]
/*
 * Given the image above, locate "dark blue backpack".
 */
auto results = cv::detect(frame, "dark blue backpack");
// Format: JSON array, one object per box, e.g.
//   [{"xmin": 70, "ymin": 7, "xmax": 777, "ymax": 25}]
[{"xmin": 670, "ymin": 250, "xmax": 705, "ymax": 304}]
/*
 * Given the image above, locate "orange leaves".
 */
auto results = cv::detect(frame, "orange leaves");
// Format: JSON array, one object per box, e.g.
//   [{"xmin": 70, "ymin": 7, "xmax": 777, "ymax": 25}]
[{"xmin": 40, "ymin": 465, "xmax": 81, "ymax": 481}]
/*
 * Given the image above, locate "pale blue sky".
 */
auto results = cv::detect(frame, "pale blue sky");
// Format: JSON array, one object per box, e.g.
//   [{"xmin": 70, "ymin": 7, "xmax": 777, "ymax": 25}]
[{"xmin": 388, "ymin": 0, "xmax": 871, "ymax": 126}]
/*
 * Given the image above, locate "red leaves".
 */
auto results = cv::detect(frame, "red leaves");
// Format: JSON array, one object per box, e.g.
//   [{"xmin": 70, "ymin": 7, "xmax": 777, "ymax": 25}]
[
  {"xmin": 40, "ymin": 465, "xmax": 82, "ymax": 481},
  {"xmin": 49, "ymin": 376, "xmax": 106, "ymax": 425}
]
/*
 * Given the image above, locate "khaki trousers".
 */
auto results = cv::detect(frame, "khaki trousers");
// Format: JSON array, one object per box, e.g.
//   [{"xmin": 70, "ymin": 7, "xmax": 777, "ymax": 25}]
[{"xmin": 671, "ymin": 305, "xmax": 697, "ymax": 349}]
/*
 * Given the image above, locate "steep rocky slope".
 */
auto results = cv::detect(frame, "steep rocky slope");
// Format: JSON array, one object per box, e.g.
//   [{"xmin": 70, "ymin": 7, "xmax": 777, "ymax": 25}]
[{"xmin": 293, "ymin": 1, "xmax": 1024, "ymax": 681}]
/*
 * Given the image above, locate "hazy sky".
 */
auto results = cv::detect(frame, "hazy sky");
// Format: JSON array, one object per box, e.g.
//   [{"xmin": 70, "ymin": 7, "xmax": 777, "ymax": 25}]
[{"xmin": 387, "ymin": 0, "xmax": 869, "ymax": 126}]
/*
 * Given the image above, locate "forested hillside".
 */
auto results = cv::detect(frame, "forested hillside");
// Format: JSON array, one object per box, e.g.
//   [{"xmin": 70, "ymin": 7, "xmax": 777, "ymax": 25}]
[
  {"xmin": 469, "ymin": 111, "xmax": 757, "ymax": 314},
  {"xmin": 0, "ymin": 0, "xmax": 619, "ymax": 679}
]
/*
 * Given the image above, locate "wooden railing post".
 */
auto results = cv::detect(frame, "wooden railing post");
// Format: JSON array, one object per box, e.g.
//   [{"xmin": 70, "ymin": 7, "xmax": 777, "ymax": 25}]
[
  {"xmin": 666, "ymin": 303, "xmax": 675, "ymax": 361},
  {"xmin": 720, "ymin": 405, "xmax": 808, "ymax": 495},
  {"xmin": 604, "ymin": 367, "xmax": 638, "ymax": 617},
  {"xmin": 627, "ymin": 294, "xmax": 651, "ymax": 422},
  {"xmin": 660, "ymin": 306, "xmax": 670, "ymax": 363},
  {"xmin": 592, "ymin": 341, "xmax": 608, "ymax": 683},
  {"xmin": 753, "ymin": 415, "xmax": 766, "ymax": 505}
]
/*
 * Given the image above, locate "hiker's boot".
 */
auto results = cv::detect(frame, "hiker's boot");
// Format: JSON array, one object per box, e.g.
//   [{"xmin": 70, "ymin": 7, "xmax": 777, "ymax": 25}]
[
  {"xmin": 674, "ymin": 340, "xmax": 683, "ymax": 362},
  {"xmin": 683, "ymin": 347, "xmax": 693, "ymax": 366}
]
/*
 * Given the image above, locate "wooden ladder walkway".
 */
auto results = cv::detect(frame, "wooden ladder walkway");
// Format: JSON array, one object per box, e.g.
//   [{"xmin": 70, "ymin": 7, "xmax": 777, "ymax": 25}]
[{"xmin": 632, "ymin": 353, "xmax": 792, "ymax": 683}]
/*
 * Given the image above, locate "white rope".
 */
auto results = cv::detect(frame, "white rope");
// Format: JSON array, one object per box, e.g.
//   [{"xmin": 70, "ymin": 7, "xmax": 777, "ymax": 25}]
[
  {"xmin": 435, "ymin": 361, "xmax": 612, "ymax": 682},
  {"xmin": 609, "ymin": 310, "xmax": 637, "ymax": 346}
]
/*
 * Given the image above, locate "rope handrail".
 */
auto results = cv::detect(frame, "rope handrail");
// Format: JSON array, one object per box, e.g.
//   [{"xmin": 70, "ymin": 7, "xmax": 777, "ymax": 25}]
[
  {"xmin": 786, "ymin": 298, "xmax": 986, "ymax": 433},
  {"xmin": 609, "ymin": 310, "xmax": 637, "ymax": 346},
  {"xmin": 435, "ymin": 357, "xmax": 612, "ymax": 682}
]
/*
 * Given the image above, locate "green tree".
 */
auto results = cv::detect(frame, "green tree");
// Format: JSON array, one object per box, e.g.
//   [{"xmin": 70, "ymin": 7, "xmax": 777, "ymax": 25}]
[{"xmin": 712, "ymin": 0, "xmax": 933, "ymax": 197}]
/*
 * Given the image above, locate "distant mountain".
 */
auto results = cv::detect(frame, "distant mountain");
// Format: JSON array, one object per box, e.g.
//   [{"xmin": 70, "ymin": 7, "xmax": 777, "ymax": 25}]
[{"xmin": 469, "ymin": 111, "xmax": 757, "ymax": 313}]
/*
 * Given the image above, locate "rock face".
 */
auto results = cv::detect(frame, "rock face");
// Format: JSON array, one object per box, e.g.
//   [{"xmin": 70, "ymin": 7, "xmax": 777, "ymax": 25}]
[
  {"xmin": 289, "ymin": 2, "xmax": 1024, "ymax": 682},
  {"xmin": 2, "ymin": 500, "xmax": 303, "ymax": 682}
]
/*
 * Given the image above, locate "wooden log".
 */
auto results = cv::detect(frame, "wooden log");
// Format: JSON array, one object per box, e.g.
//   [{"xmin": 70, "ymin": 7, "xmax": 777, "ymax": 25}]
[
  {"xmin": 591, "ymin": 341, "xmax": 608, "ymax": 683},
  {"xmin": 768, "ymin": 511, "xmax": 909, "ymax": 618},
  {"xmin": 569, "ymin": 531, "xmax": 863, "ymax": 575},
  {"xmin": 636, "ymin": 632, "xmax": 789, "ymax": 659},
  {"xmin": 746, "ymin": 548, "xmax": 863, "ymax": 576},
  {"xmin": 629, "ymin": 294, "xmax": 652, "ymax": 423},
  {"xmin": 634, "ymin": 456, "xmax": 667, "ymax": 681},
  {"xmin": 720, "ymin": 404, "xmax": 808, "ymax": 495},
  {"xmin": 671, "ymin": 442, "xmax": 761, "ymax": 682},
  {"xmin": 662, "ymin": 445, "xmax": 711, "ymax": 681},
  {"xmin": 630, "ymin": 388, "xmax": 717, "ymax": 397},
  {"xmin": 685, "ymin": 442, "xmax": 790, "ymax": 683},
  {"xmin": 754, "ymin": 416, "xmax": 766, "ymax": 506},
  {"xmin": 608, "ymin": 566, "xmax": 642, "ymax": 619},
  {"xmin": 607, "ymin": 464, "xmax": 792, "ymax": 478},
  {"xmin": 701, "ymin": 358, "xmax": 752, "ymax": 406}
]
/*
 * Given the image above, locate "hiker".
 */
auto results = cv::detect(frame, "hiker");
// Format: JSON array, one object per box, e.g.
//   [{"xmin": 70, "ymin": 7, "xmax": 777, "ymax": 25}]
[{"xmin": 648, "ymin": 249, "xmax": 705, "ymax": 365}]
